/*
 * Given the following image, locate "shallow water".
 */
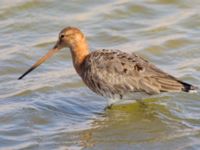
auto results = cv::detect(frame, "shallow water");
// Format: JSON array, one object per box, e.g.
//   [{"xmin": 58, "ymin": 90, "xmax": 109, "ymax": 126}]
[{"xmin": 0, "ymin": 0, "xmax": 200, "ymax": 149}]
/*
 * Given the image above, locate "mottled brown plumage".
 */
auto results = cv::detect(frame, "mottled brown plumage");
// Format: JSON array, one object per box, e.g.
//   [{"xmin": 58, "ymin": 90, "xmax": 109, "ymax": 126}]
[
  {"xmin": 18, "ymin": 27, "xmax": 198, "ymax": 106},
  {"xmin": 81, "ymin": 49, "xmax": 197, "ymax": 99}
]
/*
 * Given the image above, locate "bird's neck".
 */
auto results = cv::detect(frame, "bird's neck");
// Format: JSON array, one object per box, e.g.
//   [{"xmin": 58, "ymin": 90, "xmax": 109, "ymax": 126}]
[{"xmin": 70, "ymin": 40, "xmax": 89, "ymax": 75}]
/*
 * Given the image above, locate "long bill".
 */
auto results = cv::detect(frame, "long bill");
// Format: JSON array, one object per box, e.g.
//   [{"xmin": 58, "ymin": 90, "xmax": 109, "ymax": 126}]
[{"xmin": 18, "ymin": 46, "xmax": 60, "ymax": 80}]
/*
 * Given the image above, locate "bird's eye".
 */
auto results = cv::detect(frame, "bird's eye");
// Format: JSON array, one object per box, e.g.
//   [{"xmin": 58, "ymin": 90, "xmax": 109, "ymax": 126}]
[{"xmin": 60, "ymin": 34, "xmax": 65, "ymax": 39}]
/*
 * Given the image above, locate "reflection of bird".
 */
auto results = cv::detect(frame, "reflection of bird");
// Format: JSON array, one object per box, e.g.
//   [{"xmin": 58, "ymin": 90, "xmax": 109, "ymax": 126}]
[{"xmin": 18, "ymin": 27, "xmax": 198, "ymax": 107}]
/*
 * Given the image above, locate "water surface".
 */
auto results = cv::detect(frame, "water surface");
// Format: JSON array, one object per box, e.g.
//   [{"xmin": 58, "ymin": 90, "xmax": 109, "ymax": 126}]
[{"xmin": 0, "ymin": 0, "xmax": 200, "ymax": 149}]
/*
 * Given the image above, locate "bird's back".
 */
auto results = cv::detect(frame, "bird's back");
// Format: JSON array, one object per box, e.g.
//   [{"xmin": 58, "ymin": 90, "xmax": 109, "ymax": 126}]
[{"xmin": 80, "ymin": 49, "xmax": 197, "ymax": 99}]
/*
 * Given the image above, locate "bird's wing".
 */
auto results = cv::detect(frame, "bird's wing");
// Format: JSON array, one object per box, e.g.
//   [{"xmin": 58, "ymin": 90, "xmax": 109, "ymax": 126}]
[{"xmin": 83, "ymin": 50, "xmax": 195, "ymax": 96}]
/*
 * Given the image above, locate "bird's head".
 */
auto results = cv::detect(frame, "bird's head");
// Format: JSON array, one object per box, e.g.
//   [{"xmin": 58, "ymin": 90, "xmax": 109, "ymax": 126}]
[
  {"xmin": 56, "ymin": 27, "xmax": 85, "ymax": 49},
  {"xmin": 18, "ymin": 27, "xmax": 87, "ymax": 80}
]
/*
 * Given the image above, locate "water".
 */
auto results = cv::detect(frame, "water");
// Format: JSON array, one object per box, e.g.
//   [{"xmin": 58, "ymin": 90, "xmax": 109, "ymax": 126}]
[{"xmin": 0, "ymin": 0, "xmax": 200, "ymax": 149}]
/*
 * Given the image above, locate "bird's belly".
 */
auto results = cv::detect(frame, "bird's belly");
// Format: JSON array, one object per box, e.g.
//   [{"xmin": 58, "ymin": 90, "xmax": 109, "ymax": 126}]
[
  {"xmin": 83, "ymin": 76, "xmax": 150, "ymax": 100},
  {"xmin": 89, "ymin": 84, "xmax": 149, "ymax": 101}
]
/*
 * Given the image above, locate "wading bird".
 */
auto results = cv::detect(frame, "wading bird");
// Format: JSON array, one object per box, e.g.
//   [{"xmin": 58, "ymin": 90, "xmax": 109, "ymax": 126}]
[{"xmin": 18, "ymin": 27, "xmax": 198, "ymax": 107}]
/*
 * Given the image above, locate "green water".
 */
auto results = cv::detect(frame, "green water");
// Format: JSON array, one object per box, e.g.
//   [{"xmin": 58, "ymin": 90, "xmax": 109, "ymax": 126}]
[{"xmin": 0, "ymin": 0, "xmax": 200, "ymax": 149}]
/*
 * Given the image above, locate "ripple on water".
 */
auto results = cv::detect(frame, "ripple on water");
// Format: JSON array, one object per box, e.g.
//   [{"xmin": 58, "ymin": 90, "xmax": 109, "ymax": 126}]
[{"xmin": 0, "ymin": 0, "xmax": 200, "ymax": 149}]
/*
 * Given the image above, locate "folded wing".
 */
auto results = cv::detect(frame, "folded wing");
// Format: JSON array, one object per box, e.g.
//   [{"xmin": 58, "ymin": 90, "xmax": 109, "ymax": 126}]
[{"xmin": 82, "ymin": 50, "xmax": 197, "ymax": 97}]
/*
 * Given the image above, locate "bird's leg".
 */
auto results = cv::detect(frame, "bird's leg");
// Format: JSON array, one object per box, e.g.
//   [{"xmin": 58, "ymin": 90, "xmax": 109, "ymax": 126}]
[
  {"xmin": 135, "ymin": 99, "xmax": 147, "ymax": 108},
  {"xmin": 104, "ymin": 98, "xmax": 120, "ymax": 110},
  {"xmin": 104, "ymin": 104, "xmax": 113, "ymax": 110}
]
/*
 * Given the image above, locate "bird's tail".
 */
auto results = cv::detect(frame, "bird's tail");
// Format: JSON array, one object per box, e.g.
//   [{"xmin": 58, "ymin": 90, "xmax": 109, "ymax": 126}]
[
  {"xmin": 179, "ymin": 81, "xmax": 198, "ymax": 93},
  {"xmin": 154, "ymin": 76, "xmax": 198, "ymax": 93}
]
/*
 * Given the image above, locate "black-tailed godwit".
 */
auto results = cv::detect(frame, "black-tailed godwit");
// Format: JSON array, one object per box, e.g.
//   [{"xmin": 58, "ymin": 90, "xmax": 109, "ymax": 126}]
[{"xmin": 18, "ymin": 27, "xmax": 198, "ymax": 107}]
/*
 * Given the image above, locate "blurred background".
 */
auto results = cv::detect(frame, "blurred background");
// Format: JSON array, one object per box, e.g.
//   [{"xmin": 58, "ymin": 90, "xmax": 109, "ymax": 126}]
[{"xmin": 0, "ymin": 0, "xmax": 200, "ymax": 149}]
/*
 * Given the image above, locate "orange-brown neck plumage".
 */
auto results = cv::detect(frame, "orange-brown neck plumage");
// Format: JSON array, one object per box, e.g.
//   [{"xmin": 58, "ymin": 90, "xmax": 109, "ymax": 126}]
[{"xmin": 70, "ymin": 38, "xmax": 89, "ymax": 75}]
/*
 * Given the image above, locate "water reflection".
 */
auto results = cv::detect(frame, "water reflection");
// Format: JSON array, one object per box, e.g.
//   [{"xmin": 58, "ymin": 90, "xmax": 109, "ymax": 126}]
[
  {"xmin": 78, "ymin": 96, "xmax": 200, "ymax": 149},
  {"xmin": 0, "ymin": 0, "xmax": 200, "ymax": 149},
  {"xmin": 78, "ymin": 99, "xmax": 168, "ymax": 148}
]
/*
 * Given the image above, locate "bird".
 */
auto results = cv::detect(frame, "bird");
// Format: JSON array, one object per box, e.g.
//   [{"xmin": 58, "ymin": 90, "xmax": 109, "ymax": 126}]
[{"xmin": 18, "ymin": 27, "xmax": 198, "ymax": 107}]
